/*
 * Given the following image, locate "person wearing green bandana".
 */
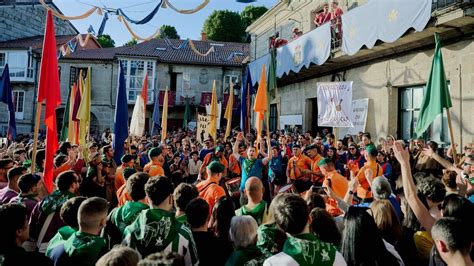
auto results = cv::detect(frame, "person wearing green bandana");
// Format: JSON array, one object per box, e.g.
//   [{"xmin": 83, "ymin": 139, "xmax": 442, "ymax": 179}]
[
  {"xmin": 173, "ymin": 183, "xmax": 198, "ymax": 225},
  {"xmin": 226, "ymin": 215, "xmax": 267, "ymax": 266},
  {"xmin": 235, "ymin": 177, "xmax": 269, "ymax": 225},
  {"xmin": 124, "ymin": 176, "xmax": 199, "ymax": 265},
  {"xmin": 45, "ymin": 196, "xmax": 86, "ymax": 257},
  {"xmin": 232, "ymin": 132, "xmax": 272, "ymax": 206},
  {"xmin": 263, "ymin": 194, "xmax": 346, "ymax": 266},
  {"xmin": 28, "ymin": 170, "xmax": 80, "ymax": 253},
  {"xmin": 49, "ymin": 197, "xmax": 108, "ymax": 266},
  {"xmin": 109, "ymin": 173, "xmax": 150, "ymax": 236}
]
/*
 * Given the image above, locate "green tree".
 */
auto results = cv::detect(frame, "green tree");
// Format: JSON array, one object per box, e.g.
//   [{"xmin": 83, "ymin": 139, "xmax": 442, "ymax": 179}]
[
  {"xmin": 240, "ymin": 5, "xmax": 268, "ymax": 28},
  {"xmin": 97, "ymin": 34, "xmax": 115, "ymax": 48},
  {"xmin": 202, "ymin": 10, "xmax": 245, "ymax": 42},
  {"xmin": 124, "ymin": 39, "xmax": 138, "ymax": 46},
  {"xmin": 159, "ymin": 25, "xmax": 180, "ymax": 39}
]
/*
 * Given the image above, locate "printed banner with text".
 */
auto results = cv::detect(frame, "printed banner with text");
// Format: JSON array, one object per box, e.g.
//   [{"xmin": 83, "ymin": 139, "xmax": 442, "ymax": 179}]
[
  {"xmin": 347, "ymin": 98, "xmax": 369, "ymax": 135},
  {"xmin": 197, "ymin": 114, "xmax": 211, "ymax": 144},
  {"xmin": 317, "ymin": 82, "xmax": 354, "ymax": 127}
]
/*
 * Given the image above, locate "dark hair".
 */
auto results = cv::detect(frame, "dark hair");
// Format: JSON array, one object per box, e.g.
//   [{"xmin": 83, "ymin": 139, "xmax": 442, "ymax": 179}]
[
  {"xmin": 102, "ymin": 145, "xmax": 112, "ymax": 154},
  {"xmin": 441, "ymin": 171, "xmax": 457, "ymax": 190},
  {"xmin": 401, "ymin": 191, "xmax": 429, "ymax": 231},
  {"xmin": 7, "ymin": 166, "xmax": 26, "ymax": 182},
  {"xmin": 326, "ymin": 133, "xmax": 335, "ymax": 139},
  {"xmin": 306, "ymin": 190, "xmax": 326, "ymax": 211},
  {"xmin": 60, "ymin": 196, "xmax": 87, "ymax": 228},
  {"xmin": 173, "ymin": 183, "xmax": 198, "ymax": 212},
  {"xmin": 212, "ymin": 197, "xmax": 235, "ymax": 239},
  {"xmin": 145, "ymin": 176, "xmax": 174, "ymax": 206},
  {"xmin": 310, "ymin": 208, "xmax": 341, "ymax": 246},
  {"xmin": 0, "ymin": 158, "xmax": 14, "ymax": 169},
  {"xmin": 362, "ymin": 132, "xmax": 371, "ymax": 140},
  {"xmin": 127, "ymin": 173, "xmax": 150, "ymax": 201},
  {"xmin": 121, "ymin": 154, "xmax": 134, "ymax": 164},
  {"xmin": 417, "ymin": 176, "xmax": 446, "ymax": 203},
  {"xmin": 35, "ymin": 149, "xmax": 46, "ymax": 165},
  {"xmin": 17, "ymin": 173, "xmax": 40, "ymax": 193},
  {"xmin": 274, "ymin": 194, "xmax": 308, "ymax": 235},
  {"xmin": 59, "ymin": 142, "xmax": 72, "ymax": 155},
  {"xmin": 56, "ymin": 170, "xmax": 77, "ymax": 191},
  {"xmin": 0, "ymin": 203, "xmax": 28, "ymax": 250},
  {"xmin": 186, "ymin": 198, "xmax": 209, "ymax": 229},
  {"xmin": 431, "ymin": 217, "xmax": 471, "ymax": 255},
  {"xmin": 341, "ymin": 206, "xmax": 399, "ymax": 266},
  {"xmin": 441, "ymin": 193, "xmax": 474, "ymax": 223},
  {"xmin": 54, "ymin": 154, "xmax": 67, "ymax": 168}
]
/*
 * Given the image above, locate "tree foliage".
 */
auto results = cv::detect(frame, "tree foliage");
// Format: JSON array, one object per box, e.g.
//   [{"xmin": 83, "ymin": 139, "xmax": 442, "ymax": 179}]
[
  {"xmin": 241, "ymin": 5, "xmax": 268, "ymax": 28},
  {"xmin": 124, "ymin": 39, "xmax": 138, "ymax": 46},
  {"xmin": 202, "ymin": 10, "xmax": 245, "ymax": 42},
  {"xmin": 97, "ymin": 34, "xmax": 115, "ymax": 48},
  {"xmin": 159, "ymin": 25, "xmax": 180, "ymax": 39}
]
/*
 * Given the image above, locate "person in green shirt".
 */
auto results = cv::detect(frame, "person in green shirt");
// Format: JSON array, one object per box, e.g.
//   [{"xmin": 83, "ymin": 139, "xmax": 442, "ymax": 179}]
[
  {"xmin": 45, "ymin": 196, "xmax": 87, "ymax": 257},
  {"xmin": 263, "ymin": 194, "xmax": 346, "ymax": 266},
  {"xmin": 235, "ymin": 177, "xmax": 268, "ymax": 225},
  {"xmin": 173, "ymin": 183, "xmax": 198, "ymax": 225},
  {"xmin": 49, "ymin": 197, "xmax": 108, "ymax": 266},
  {"xmin": 109, "ymin": 172, "xmax": 150, "ymax": 236},
  {"xmin": 124, "ymin": 176, "xmax": 199, "ymax": 265}
]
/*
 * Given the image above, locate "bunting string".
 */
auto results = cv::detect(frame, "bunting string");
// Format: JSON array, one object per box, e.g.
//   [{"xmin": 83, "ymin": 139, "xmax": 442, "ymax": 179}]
[
  {"xmin": 58, "ymin": 33, "xmax": 93, "ymax": 59},
  {"xmin": 188, "ymin": 40, "xmax": 215, "ymax": 56},
  {"xmin": 117, "ymin": 15, "xmax": 162, "ymax": 41},
  {"xmin": 161, "ymin": 0, "xmax": 210, "ymax": 14},
  {"xmin": 39, "ymin": 0, "xmax": 101, "ymax": 20},
  {"xmin": 163, "ymin": 37, "xmax": 189, "ymax": 50}
]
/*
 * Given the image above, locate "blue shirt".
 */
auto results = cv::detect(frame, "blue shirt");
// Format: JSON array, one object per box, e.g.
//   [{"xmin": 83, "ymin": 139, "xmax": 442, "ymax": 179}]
[
  {"xmin": 239, "ymin": 157, "xmax": 264, "ymax": 191},
  {"xmin": 356, "ymin": 195, "xmax": 402, "ymax": 221}
]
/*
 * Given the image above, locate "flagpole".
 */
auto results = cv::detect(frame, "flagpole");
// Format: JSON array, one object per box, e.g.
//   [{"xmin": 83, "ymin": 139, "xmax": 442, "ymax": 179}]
[
  {"xmin": 30, "ymin": 103, "xmax": 42, "ymax": 173},
  {"xmin": 446, "ymin": 108, "xmax": 458, "ymax": 165}
]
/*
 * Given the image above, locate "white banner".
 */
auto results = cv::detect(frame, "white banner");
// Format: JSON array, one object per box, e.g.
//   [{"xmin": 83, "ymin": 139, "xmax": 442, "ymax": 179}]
[
  {"xmin": 205, "ymin": 102, "xmax": 222, "ymax": 129},
  {"xmin": 317, "ymin": 82, "xmax": 354, "ymax": 127},
  {"xmin": 347, "ymin": 98, "xmax": 369, "ymax": 135},
  {"xmin": 197, "ymin": 114, "xmax": 211, "ymax": 144}
]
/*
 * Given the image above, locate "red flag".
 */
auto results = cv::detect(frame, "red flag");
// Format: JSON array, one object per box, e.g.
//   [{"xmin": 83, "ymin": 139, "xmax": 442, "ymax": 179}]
[
  {"xmin": 37, "ymin": 10, "xmax": 61, "ymax": 193},
  {"xmin": 141, "ymin": 73, "xmax": 148, "ymax": 113}
]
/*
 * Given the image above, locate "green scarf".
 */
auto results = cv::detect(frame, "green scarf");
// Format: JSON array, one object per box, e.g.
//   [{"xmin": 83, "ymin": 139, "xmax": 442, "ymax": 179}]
[
  {"xmin": 176, "ymin": 213, "xmax": 187, "ymax": 224},
  {"xmin": 124, "ymin": 208, "xmax": 181, "ymax": 257},
  {"xmin": 110, "ymin": 201, "xmax": 148, "ymax": 235},
  {"xmin": 17, "ymin": 193, "xmax": 38, "ymax": 204},
  {"xmin": 64, "ymin": 231, "xmax": 106, "ymax": 266},
  {"xmin": 45, "ymin": 226, "xmax": 76, "ymax": 257},
  {"xmin": 257, "ymin": 223, "xmax": 287, "ymax": 257},
  {"xmin": 242, "ymin": 158, "xmax": 257, "ymax": 176},
  {"xmin": 225, "ymin": 245, "xmax": 266, "ymax": 266},
  {"xmin": 236, "ymin": 201, "xmax": 267, "ymax": 225},
  {"xmin": 282, "ymin": 233, "xmax": 336, "ymax": 266},
  {"xmin": 41, "ymin": 190, "xmax": 76, "ymax": 215}
]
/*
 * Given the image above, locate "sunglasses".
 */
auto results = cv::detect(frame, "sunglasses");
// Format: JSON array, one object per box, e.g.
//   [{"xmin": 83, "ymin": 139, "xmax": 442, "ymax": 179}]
[
  {"xmin": 349, "ymin": 147, "xmax": 356, "ymax": 150},
  {"xmin": 464, "ymin": 162, "xmax": 473, "ymax": 166}
]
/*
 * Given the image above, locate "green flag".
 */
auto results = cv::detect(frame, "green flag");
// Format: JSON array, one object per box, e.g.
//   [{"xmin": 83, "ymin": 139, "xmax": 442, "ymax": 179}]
[
  {"xmin": 415, "ymin": 33, "xmax": 452, "ymax": 137},
  {"xmin": 183, "ymin": 97, "xmax": 191, "ymax": 130},
  {"xmin": 60, "ymin": 85, "xmax": 72, "ymax": 141}
]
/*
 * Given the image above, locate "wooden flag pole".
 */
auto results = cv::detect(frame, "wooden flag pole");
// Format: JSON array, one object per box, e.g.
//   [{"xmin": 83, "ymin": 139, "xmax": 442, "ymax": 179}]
[
  {"xmin": 446, "ymin": 107, "xmax": 458, "ymax": 165},
  {"xmin": 30, "ymin": 103, "xmax": 43, "ymax": 173}
]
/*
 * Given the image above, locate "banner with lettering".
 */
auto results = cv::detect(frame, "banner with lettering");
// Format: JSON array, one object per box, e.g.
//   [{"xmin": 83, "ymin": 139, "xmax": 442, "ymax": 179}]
[
  {"xmin": 197, "ymin": 114, "xmax": 211, "ymax": 144},
  {"xmin": 317, "ymin": 82, "xmax": 354, "ymax": 127},
  {"xmin": 347, "ymin": 98, "xmax": 369, "ymax": 135}
]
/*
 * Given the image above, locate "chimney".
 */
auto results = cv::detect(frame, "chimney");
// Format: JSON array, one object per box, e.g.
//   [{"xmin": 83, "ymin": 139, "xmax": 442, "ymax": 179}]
[{"xmin": 201, "ymin": 32, "xmax": 207, "ymax": 41}]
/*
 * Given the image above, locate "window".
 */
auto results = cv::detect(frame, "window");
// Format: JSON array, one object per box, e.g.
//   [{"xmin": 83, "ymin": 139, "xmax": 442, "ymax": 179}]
[
  {"xmin": 0, "ymin": 53, "xmax": 5, "ymax": 67},
  {"xmin": 224, "ymin": 75, "xmax": 238, "ymax": 94},
  {"xmin": 69, "ymin": 67, "xmax": 88, "ymax": 88},
  {"xmin": 0, "ymin": 51, "xmax": 34, "ymax": 81},
  {"xmin": 399, "ymin": 86, "xmax": 449, "ymax": 143},
  {"xmin": 13, "ymin": 90, "xmax": 25, "ymax": 120},
  {"xmin": 120, "ymin": 60, "xmax": 155, "ymax": 103}
]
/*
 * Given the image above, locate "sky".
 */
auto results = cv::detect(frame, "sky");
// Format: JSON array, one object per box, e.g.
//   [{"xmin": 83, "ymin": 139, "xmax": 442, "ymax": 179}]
[{"xmin": 54, "ymin": 0, "xmax": 278, "ymax": 46}]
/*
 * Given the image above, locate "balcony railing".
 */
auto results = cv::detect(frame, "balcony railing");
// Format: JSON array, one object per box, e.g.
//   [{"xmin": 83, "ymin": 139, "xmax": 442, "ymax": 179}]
[{"xmin": 0, "ymin": 66, "xmax": 34, "ymax": 82}]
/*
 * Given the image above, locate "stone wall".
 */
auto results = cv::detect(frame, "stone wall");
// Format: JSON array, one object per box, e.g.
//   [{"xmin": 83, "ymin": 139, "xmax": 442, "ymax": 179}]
[
  {"xmin": 276, "ymin": 38, "xmax": 474, "ymax": 147},
  {"xmin": 0, "ymin": 3, "xmax": 77, "ymax": 42}
]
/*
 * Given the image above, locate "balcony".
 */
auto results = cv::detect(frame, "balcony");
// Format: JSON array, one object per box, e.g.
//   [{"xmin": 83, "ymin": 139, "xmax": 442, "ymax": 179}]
[{"xmin": 0, "ymin": 66, "xmax": 34, "ymax": 83}]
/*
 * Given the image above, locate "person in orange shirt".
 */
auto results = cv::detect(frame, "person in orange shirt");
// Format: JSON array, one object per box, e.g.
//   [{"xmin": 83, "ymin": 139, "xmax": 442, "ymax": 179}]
[
  {"xmin": 305, "ymin": 145, "xmax": 325, "ymax": 185},
  {"xmin": 287, "ymin": 145, "xmax": 313, "ymax": 193},
  {"xmin": 143, "ymin": 147, "xmax": 165, "ymax": 177},
  {"xmin": 356, "ymin": 145, "xmax": 383, "ymax": 202},
  {"xmin": 198, "ymin": 146, "xmax": 228, "ymax": 181},
  {"xmin": 228, "ymin": 143, "xmax": 246, "ymax": 178},
  {"xmin": 318, "ymin": 158, "xmax": 348, "ymax": 198},
  {"xmin": 196, "ymin": 161, "xmax": 226, "ymax": 213},
  {"xmin": 115, "ymin": 154, "xmax": 135, "ymax": 191},
  {"xmin": 116, "ymin": 167, "xmax": 138, "ymax": 206}
]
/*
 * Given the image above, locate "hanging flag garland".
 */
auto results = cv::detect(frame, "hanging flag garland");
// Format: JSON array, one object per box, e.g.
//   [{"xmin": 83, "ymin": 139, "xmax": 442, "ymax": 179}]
[
  {"xmin": 58, "ymin": 33, "xmax": 93, "ymax": 59},
  {"xmin": 39, "ymin": 0, "xmax": 101, "ymax": 20},
  {"xmin": 116, "ymin": 0, "xmax": 163, "ymax": 25},
  {"xmin": 188, "ymin": 40, "xmax": 215, "ymax": 56},
  {"xmin": 163, "ymin": 37, "xmax": 189, "ymax": 50},
  {"xmin": 161, "ymin": 0, "xmax": 210, "ymax": 14},
  {"xmin": 117, "ymin": 15, "xmax": 162, "ymax": 41}
]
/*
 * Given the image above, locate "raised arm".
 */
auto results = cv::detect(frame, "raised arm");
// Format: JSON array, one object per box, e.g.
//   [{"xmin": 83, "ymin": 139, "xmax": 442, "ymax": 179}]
[
  {"xmin": 232, "ymin": 132, "xmax": 243, "ymax": 161},
  {"xmin": 262, "ymin": 136, "xmax": 272, "ymax": 165},
  {"xmin": 393, "ymin": 141, "xmax": 435, "ymax": 234},
  {"xmin": 423, "ymin": 147, "xmax": 462, "ymax": 175}
]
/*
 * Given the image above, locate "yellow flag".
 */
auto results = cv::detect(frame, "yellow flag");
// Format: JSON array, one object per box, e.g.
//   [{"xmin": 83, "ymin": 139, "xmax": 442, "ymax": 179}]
[
  {"xmin": 208, "ymin": 80, "xmax": 218, "ymax": 141},
  {"xmin": 224, "ymin": 82, "xmax": 234, "ymax": 140},
  {"xmin": 161, "ymin": 87, "xmax": 168, "ymax": 143},
  {"xmin": 77, "ymin": 67, "xmax": 91, "ymax": 160},
  {"xmin": 67, "ymin": 83, "xmax": 76, "ymax": 142}
]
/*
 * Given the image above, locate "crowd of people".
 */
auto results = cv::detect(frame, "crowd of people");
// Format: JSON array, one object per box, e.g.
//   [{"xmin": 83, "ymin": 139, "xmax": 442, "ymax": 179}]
[{"xmin": 0, "ymin": 127, "xmax": 472, "ymax": 266}]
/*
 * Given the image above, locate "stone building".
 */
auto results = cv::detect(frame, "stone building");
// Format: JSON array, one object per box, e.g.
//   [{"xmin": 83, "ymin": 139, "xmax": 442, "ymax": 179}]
[
  {"xmin": 60, "ymin": 39, "xmax": 249, "ymax": 137},
  {"xmin": 247, "ymin": 0, "xmax": 474, "ymax": 147}
]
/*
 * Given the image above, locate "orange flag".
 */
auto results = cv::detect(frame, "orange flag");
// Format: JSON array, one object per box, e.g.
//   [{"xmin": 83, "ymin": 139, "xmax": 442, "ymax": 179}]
[{"xmin": 253, "ymin": 64, "xmax": 268, "ymax": 152}]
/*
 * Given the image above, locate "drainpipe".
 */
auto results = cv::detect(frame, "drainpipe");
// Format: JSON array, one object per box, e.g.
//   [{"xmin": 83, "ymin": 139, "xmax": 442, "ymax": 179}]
[{"xmin": 31, "ymin": 49, "xmax": 39, "ymax": 133}]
